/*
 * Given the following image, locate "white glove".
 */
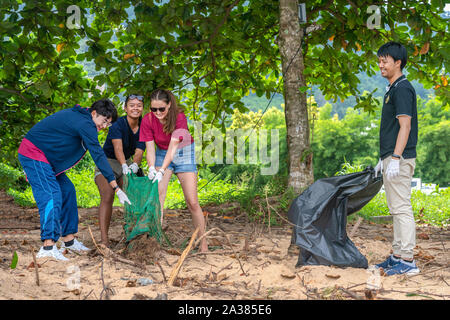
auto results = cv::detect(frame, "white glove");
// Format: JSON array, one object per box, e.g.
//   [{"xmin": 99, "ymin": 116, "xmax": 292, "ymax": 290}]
[
  {"xmin": 116, "ymin": 188, "xmax": 131, "ymax": 205},
  {"xmin": 152, "ymin": 168, "xmax": 165, "ymax": 183},
  {"xmin": 129, "ymin": 162, "xmax": 139, "ymax": 174},
  {"xmin": 147, "ymin": 166, "xmax": 157, "ymax": 180},
  {"xmin": 385, "ymin": 158, "xmax": 400, "ymax": 181},
  {"xmin": 122, "ymin": 163, "xmax": 131, "ymax": 175},
  {"xmin": 374, "ymin": 158, "xmax": 383, "ymax": 178}
]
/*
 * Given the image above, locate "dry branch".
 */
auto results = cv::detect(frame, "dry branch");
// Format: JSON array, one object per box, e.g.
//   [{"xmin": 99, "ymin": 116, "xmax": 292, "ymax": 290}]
[
  {"xmin": 30, "ymin": 246, "xmax": 39, "ymax": 286},
  {"xmin": 349, "ymin": 217, "xmax": 363, "ymax": 238},
  {"xmin": 193, "ymin": 227, "xmax": 247, "ymax": 276},
  {"xmin": 168, "ymin": 227, "xmax": 200, "ymax": 286},
  {"xmin": 87, "ymin": 224, "xmax": 143, "ymax": 269}
]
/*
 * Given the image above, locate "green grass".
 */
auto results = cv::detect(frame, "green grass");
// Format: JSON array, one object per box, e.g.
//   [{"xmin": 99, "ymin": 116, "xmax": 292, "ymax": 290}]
[
  {"xmin": 2, "ymin": 162, "xmax": 448, "ymax": 228},
  {"xmin": 356, "ymin": 188, "xmax": 450, "ymax": 227},
  {"xmin": 165, "ymin": 176, "xmax": 247, "ymax": 209}
]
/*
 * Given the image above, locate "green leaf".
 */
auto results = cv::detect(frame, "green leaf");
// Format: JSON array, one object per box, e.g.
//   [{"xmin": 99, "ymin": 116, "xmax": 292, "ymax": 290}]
[
  {"xmin": 10, "ymin": 251, "xmax": 18, "ymax": 269},
  {"xmin": 299, "ymin": 86, "xmax": 309, "ymax": 93}
]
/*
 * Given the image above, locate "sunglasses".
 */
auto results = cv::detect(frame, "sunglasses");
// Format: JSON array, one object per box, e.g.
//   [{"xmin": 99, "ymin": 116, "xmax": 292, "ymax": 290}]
[
  {"xmin": 127, "ymin": 94, "xmax": 144, "ymax": 101},
  {"xmin": 151, "ymin": 107, "xmax": 166, "ymax": 113}
]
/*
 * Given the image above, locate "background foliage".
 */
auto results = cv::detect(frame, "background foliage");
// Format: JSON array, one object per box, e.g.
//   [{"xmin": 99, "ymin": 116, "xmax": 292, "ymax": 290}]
[{"xmin": 0, "ymin": 1, "xmax": 448, "ymax": 226}]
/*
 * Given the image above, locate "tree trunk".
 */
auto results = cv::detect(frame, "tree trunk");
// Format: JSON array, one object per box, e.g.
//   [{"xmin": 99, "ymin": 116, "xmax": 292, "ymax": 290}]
[{"xmin": 279, "ymin": 0, "xmax": 314, "ymax": 193}]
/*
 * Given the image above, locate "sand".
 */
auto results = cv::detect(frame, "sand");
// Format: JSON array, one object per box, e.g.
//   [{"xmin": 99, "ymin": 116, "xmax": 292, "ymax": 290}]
[{"xmin": 0, "ymin": 191, "xmax": 449, "ymax": 301}]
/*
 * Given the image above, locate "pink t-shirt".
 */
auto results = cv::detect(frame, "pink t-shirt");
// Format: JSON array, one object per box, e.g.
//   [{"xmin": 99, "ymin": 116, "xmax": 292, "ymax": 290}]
[
  {"xmin": 139, "ymin": 112, "xmax": 194, "ymax": 150},
  {"xmin": 18, "ymin": 138, "xmax": 50, "ymax": 164}
]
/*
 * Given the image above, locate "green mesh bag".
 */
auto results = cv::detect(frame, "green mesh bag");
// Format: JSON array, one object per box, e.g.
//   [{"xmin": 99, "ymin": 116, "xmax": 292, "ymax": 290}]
[{"xmin": 123, "ymin": 172, "xmax": 163, "ymax": 242}]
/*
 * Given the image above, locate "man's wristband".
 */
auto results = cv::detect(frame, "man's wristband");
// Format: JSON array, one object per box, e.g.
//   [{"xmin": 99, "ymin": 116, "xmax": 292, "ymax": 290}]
[
  {"xmin": 112, "ymin": 185, "xmax": 119, "ymax": 192},
  {"xmin": 392, "ymin": 154, "xmax": 401, "ymax": 159}
]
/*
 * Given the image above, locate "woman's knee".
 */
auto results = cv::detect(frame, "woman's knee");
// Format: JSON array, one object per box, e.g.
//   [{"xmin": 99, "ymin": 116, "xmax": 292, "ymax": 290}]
[{"xmin": 186, "ymin": 198, "xmax": 200, "ymax": 211}]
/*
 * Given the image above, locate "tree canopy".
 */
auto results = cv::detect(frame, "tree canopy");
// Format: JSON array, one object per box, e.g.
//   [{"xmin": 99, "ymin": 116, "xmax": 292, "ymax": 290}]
[{"xmin": 1, "ymin": 1, "xmax": 448, "ymax": 182}]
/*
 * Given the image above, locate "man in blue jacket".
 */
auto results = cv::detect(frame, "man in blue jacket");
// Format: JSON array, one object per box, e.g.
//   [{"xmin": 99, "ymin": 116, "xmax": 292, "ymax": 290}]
[{"xmin": 18, "ymin": 99, "xmax": 131, "ymax": 261}]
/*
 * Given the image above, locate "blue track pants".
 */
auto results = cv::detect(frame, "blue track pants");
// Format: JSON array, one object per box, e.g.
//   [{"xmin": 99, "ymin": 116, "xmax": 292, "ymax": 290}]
[{"xmin": 18, "ymin": 154, "xmax": 78, "ymax": 242}]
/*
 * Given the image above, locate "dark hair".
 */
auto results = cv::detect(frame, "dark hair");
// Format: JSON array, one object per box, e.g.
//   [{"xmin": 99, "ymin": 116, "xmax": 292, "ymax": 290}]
[
  {"xmin": 150, "ymin": 89, "xmax": 182, "ymax": 134},
  {"xmin": 377, "ymin": 41, "xmax": 407, "ymax": 70},
  {"xmin": 89, "ymin": 99, "xmax": 118, "ymax": 122}
]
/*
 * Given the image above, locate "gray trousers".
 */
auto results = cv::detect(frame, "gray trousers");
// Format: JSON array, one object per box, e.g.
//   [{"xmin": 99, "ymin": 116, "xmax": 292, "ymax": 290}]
[{"xmin": 383, "ymin": 157, "xmax": 416, "ymax": 260}]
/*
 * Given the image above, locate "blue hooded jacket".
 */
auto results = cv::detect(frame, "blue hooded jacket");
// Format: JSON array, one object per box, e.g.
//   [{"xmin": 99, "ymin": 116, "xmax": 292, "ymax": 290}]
[{"xmin": 24, "ymin": 105, "xmax": 115, "ymax": 182}]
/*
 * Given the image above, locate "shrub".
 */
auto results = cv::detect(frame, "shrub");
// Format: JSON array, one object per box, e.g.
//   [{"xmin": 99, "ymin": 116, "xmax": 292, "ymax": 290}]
[{"xmin": 358, "ymin": 188, "xmax": 449, "ymax": 227}]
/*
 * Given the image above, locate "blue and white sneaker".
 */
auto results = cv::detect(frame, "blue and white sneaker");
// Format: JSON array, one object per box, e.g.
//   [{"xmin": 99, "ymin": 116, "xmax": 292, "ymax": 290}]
[
  {"xmin": 375, "ymin": 254, "xmax": 401, "ymax": 270},
  {"xmin": 384, "ymin": 259, "xmax": 420, "ymax": 276}
]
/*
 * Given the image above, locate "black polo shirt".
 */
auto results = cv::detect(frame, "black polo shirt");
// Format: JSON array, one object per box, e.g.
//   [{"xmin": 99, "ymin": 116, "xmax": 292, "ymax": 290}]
[
  {"xmin": 379, "ymin": 75, "xmax": 418, "ymax": 160},
  {"xmin": 103, "ymin": 116, "xmax": 146, "ymax": 160}
]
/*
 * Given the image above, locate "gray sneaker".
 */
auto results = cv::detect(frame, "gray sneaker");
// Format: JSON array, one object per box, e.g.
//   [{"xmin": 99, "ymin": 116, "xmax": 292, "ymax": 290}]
[{"xmin": 60, "ymin": 238, "xmax": 91, "ymax": 252}]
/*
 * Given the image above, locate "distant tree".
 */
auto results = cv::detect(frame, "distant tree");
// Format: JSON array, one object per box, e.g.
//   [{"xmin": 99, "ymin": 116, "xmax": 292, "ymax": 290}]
[
  {"xmin": 1, "ymin": 0, "xmax": 448, "ymax": 193},
  {"xmin": 312, "ymin": 105, "xmax": 379, "ymax": 178},
  {"xmin": 416, "ymin": 96, "xmax": 450, "ymax": 186},
  {"xmin": 416, "ymin": 120, "xmax": 450, "ymax": 186}
]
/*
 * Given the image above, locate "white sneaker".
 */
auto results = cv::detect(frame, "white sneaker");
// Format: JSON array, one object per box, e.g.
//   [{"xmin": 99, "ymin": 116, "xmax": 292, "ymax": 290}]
[
  {"xmin": 60, "ymin": 238, "xmax": 91, "ymax": 252},
  {"xmin": 36, "ymin": 245, "xmax": 69, "ymax": 261}
]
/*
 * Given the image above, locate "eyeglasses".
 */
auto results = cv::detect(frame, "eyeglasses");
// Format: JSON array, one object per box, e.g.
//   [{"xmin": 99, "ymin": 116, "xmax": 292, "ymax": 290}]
[
  {"xmin": 128, "ymin": 95, "xmax": 144, "ymax": 101},
  {"xmin": 102, "ymin": 118, "xmax": 112, "ymax": 128},
  {"xmin": 151, "ymin": 107, "xmax": 166, "ymax": 113}
]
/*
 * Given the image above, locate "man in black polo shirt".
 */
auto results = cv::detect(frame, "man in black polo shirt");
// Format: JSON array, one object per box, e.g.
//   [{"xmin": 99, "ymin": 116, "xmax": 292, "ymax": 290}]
[{"xmin": 373, "ymin": 42, "xmax": 419, "ymax": 276}]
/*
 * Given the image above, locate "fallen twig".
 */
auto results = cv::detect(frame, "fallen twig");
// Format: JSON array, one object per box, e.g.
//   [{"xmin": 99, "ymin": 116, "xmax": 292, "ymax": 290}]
[
  {"xmin": 155, "ymin": 261, "xmax": 167, "ymax": 283},
  {"xmin": 83, "ymin": 289, "xmax": 94, "ymax": 300},
  {"xmin": 194, "ymin": 227, "xmax": 247, "ymax": 276},
  {"xmin": 189, "ymin": 249, "xmax": 235, "ymax": 257},
  {"xmin": 99, "ymin": 259, "xmax": 115, "ymax": 300},
  {"xmin": 256, "ymin": 279, "xmax": 262, "ymax": 295},
  {"xmin": 265, "ymin": 191, "xmax": 271, "ymax": 233},
  {"xmin": 380, "ymin": 288, "xmax": 450, "ymax": 299},
  {"xmin": 339, "ymin": 287, "xmax": 364, "ymax": 300},
  {"xmin": 217, "ymin": 262, "xmax": 233, "ymax": 276},
  {"xmin": 264, "ymin": 194, "xmax": 296, "ymax": 227},
  {"xmin": 87, "ymin": 224, "xmax": 144, "ymax": 269},
  {"xmin": 349, "ymin": 217, "xmax": 363, "ymax": 238},
  {"xmin": 30, "ymin": 246, "xmax": 39, "ymax": 286},
  {"xmin": 192, "ymin": 287, "xmax": 241, "ymax": 298},
  {"xmin": 409, "ymin": 265, "xmax": 449, "ymax": 279},
  {"xmin": 0, "ymin": 226, "xmax": 39, "ymax": 230},
  {"xmin": 87, "ymin": 225, "xmax": 105, "ymax": 256},
  {"xmin": 168, "ymin": 227, "xmax": 200, "ymax": 286}
]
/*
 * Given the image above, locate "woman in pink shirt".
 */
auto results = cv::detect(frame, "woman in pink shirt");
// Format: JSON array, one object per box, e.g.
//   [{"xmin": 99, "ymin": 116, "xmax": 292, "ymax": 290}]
[{"xmin": 140, "ymin": 89, "xmax": 208, "ymax": 252}]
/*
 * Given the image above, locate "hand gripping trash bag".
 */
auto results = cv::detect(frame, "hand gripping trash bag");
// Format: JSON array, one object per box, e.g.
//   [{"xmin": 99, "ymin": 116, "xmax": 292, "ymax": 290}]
[
  {"xmin": 123, "ymin": 172, "xmax": 163, "ymax": 243},
  {"xmin": 287, "ymin": 167, "xmax": 382, "ymax": 268}
]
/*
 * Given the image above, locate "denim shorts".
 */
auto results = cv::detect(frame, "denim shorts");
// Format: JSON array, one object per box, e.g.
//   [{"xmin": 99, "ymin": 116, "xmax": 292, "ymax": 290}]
[{"xmin": 155, "ymin": 142, "xmax": 197, "ymax": 173}]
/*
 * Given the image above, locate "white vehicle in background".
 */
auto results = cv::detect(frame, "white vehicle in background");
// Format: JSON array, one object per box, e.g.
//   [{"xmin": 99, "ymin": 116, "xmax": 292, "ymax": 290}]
[
  {"xmin": 379, "ymin": 178, "xmax": 446, "ymax": 195},
  {"xmin": 411, "ymin": 178, "xmax": 422, "ymax": 191},
  {"xmin": 411, "ymin": 178, "xmax": 446, "ymax": 195}
]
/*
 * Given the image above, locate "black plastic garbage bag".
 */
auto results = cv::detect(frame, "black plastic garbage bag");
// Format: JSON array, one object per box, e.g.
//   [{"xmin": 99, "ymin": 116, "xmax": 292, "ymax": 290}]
[{"xmin": 287, "ymin": 167, "xmax": 383, "ymax": 269}]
